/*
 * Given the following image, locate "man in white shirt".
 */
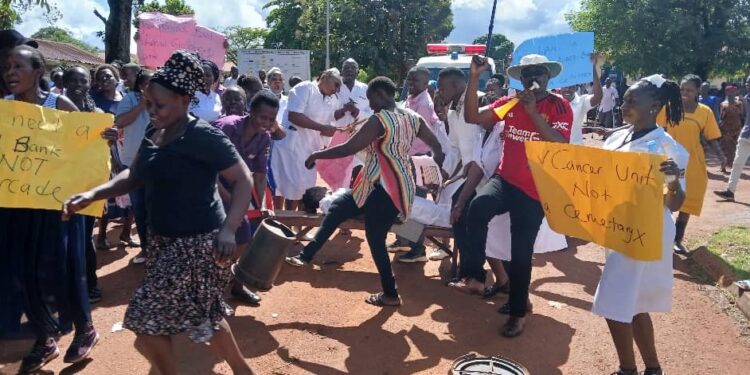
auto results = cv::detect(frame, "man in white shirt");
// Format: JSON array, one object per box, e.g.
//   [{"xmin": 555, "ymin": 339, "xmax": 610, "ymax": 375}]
[
  {"xmin": 598, "ymin": 77, "xmax": 619, "ymax": 128},
  {"xmin": 224, "ymin": 66, "xmax": 239, "ymax": 88},
  {"xmin": 398, "ymin": 67, "xmax": 485, "ymax": 263},
  {"xmin": 334, "ymin": 58, "xmax": 371, "ymax": 127},
  {"xmin": 560, "ymin": 54, "xmax": 603, "ymax": 144}
]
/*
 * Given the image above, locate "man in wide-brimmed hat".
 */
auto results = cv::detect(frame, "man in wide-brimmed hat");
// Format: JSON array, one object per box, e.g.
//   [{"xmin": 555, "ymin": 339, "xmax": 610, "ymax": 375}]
[{"xmin": 457, "ymin": 53, "xmax": 573, "ymax": 338}]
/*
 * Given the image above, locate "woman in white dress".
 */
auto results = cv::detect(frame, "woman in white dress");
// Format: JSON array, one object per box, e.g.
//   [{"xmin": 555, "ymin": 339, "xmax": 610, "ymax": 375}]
[
  {"xmin": 594, "ymin": 75, "xmax": 688, "ymax": 375},
  {"xmin": 271, "ymin": 69, "xmax": 340, "ymax": 211},
  {"xmin": 190, "ymin": 60, "xmax": 223, "ymax": 122}
]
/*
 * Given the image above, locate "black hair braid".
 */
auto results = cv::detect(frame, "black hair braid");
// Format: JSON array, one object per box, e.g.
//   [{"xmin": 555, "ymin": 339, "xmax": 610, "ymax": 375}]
[{"xmin": 658, "ymin": 81, "xmax": 683, "ymax": 125}]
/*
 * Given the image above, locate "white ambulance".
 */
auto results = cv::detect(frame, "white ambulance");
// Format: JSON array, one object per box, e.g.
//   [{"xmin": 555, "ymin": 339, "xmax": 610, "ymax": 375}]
[{"xmin": 416, "ymin": 44, "xmax": 498, "ymax": 89}]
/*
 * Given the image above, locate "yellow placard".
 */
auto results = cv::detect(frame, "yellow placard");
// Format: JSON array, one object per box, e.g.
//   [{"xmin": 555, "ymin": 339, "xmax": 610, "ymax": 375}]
[
  {"xmin": 0, "ymin": 100, "xmax": 112, "ymax": 216},
  {"xmin": 525, "ymin": 141, "xmax": 666, "ymax": 260}
]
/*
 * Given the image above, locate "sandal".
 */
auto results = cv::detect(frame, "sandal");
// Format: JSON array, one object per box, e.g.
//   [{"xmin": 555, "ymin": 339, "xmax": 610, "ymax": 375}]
[
  {"xmin": 231, "ymin": 284, "xmax": 261, "ymax": 306},
  {"xmin": 500, "ymin": 316, "xmax": 525, "ymax": 338},
  {"xmin": 498, "ymin": 301, "xmax": 533, "ymax": 315},
  {"xmin": 365, "ymin": 293, "xmax": 401, "ymax": 307},
  {"xmin": 482, "ymin": 282, "xmax": 510, "ymax": 299},
  {"xmin": 448, "ymin": 279, "xmax": 485, "ymax": 295}
]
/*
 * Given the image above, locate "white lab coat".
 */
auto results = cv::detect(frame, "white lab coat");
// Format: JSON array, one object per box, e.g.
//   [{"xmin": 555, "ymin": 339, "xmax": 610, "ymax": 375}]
[
  {"xmin": 272, "ymin": 81, "xmax": 337, "ymax": 200},
  {"xmin": 592, "ymin": 126, "xmax": 688, "ymax": 323}
]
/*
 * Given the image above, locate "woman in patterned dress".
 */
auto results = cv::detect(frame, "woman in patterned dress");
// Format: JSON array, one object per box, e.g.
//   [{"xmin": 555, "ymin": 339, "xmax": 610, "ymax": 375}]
[
  {"xmin": 285, "ymin": 77, "xmax": 444, "ymax": 307},
  {"xmin": 64, "ymin": 51, "xmax": 255, "ymax": 375}
]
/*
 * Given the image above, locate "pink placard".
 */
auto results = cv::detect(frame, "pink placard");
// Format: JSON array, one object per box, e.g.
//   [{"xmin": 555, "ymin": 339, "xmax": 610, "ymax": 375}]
[{"xmin": 137, "ymin": 12, "xmax": 226, "ymax": 68}]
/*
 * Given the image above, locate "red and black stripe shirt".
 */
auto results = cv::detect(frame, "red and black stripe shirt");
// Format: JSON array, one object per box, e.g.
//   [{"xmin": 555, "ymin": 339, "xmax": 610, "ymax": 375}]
[{"xmin": 488, "ymin": 94, "xmax": 572, "ymax": 200}]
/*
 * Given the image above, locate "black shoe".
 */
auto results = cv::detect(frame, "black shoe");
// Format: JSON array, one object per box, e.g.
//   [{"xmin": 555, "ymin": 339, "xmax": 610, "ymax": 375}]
[
  {"xmin": 88, "ymin": 286, "xmax": 102, "ymax": 304},
  {"xmin": 713, "ymin": 189, "xmax": 735, "ymax": 201},
  {"xmin": 397, "ymin": 249, "xmax": 427, "ymax": 263},
  {"xmin": 64, "ymin": 325, "xmax": 99, "ymax": 363},
  {"xmin": 20, "ymin": 338, "xmax": 59, "ymax": 373}
]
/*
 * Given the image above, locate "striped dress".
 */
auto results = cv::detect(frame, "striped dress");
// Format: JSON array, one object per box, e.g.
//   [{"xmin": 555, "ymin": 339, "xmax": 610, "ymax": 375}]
[{"xmin": 352, "ymin": 109, "xmax": 421, "ymax": 220}]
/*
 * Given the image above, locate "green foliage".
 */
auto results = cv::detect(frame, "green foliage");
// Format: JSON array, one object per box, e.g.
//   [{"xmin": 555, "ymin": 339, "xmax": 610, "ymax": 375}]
[
  {"xmin": 133, "ymin": 0, "xmax": 194, "ymax": 29},
  {"xmin": 473, "ymin": 33, "xmax": 514, "ymax": 72},
  {"xmin": 32, "ymin": 26, "xmax": 99, "ymax": 52},
  {"xmin": 706, "ymin": 226, "xmax": 750, "ymax": 280},
  {"xmin": 264, "ymin": 0, "xmax": 453, "ymax": 82},
  {"xmin": 0, "ymin": 0, "xmax": 60, "ymax": 29},
  {"xmin": 566, "ymin": 0, "xmax": 750, "ymax": 79},
  {"xmin": 225, "ymin": 26, "xmax": 268, "ymax": 64}
]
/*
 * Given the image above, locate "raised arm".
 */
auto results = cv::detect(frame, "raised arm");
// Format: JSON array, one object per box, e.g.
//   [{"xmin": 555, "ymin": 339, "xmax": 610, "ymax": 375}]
[
  {"xmin": 305, "ymin": 115, "xmax": 383, "ymax": 169},
  {"xmin": 465, "ymin": 56, "xmax": 501, "ymax": 129}
]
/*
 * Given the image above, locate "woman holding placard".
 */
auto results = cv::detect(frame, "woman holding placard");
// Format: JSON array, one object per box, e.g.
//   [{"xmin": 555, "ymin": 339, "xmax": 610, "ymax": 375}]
[
  {"xmin": 1, "ymin": 45, "xmax": 100, "ymax": 372},
  {"xmin": 594, "ymin": 75, "xmax": 688, "ymax": 375},
  {"xmin": 656, "ymin": 74, "xmax": 725, "ymax": 254}
]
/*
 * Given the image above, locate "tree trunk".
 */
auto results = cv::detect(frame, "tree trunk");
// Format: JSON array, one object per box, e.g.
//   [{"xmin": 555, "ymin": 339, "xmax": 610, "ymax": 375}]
[{"xmin": 103, "ymin": 0, "xmax": 133, "ymax": 63}]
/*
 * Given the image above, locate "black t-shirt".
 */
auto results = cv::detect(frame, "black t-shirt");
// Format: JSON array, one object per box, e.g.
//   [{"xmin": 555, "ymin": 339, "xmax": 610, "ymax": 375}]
[{"xmin": 132, "ymin": 119, "xmax": 240, "ymax": 237}]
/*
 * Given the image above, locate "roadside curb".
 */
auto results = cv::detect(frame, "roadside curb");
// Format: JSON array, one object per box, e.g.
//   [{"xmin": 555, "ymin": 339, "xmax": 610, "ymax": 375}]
[{"xmin": 691, "ymin": 246, "xmax": 750, "ymax": 320}]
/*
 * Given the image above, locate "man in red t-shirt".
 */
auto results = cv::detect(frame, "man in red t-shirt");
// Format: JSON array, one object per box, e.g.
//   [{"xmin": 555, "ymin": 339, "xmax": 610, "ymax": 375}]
[{"xmin": 458, "ymin": 54, "xmax": 572, "ymax": 338}]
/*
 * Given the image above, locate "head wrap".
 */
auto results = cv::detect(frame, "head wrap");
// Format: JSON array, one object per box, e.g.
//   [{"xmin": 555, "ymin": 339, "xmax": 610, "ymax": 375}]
[
  {"xmin": 725, "ymin": 84, "xmax": 739, "ymax": 94},
  {"xmin": 150, "ymin": 50, "xmax": 207, "ymax": 98}
]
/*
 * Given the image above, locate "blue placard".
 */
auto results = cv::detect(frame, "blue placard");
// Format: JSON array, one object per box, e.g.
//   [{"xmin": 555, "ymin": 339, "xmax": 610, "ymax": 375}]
[{"xmin": 509, "ymin": 32, "xmax": 595, "ymax": 90}]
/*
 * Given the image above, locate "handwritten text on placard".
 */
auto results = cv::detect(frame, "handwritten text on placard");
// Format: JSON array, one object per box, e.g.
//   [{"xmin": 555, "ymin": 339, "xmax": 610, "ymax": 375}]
[
  {"xmin": 526, "ymin": 141, "xmax": 666, "ymax": 260},
  {"xmin": 137, "ymin": 12, "xmax": 226, "ymax": 68},
  {"xmin": 0, "ymin": 100, "xmax": 111, "ymax": 216}
]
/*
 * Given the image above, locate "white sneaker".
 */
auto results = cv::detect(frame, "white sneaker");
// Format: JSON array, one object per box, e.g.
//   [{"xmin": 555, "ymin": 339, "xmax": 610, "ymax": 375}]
[{"xmin": 428, "ymin": 248, "xmax": 450, "ymax": 261}]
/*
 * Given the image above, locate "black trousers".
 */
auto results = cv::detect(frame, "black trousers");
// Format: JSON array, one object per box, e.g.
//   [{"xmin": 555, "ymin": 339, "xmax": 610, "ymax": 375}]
[
  {"xmin": 457, "ymin": 176, "xmax": 544, "ymax": 317},
  {"xmin": 300, "ymin": 185, "xmax": 400, "ymax": 297}
]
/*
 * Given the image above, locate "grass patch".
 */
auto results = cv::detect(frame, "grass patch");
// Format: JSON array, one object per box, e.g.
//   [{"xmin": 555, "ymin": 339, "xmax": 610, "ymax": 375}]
[{"xmin": 706, "ymin": 226, "xmax": 750, "ymax": 280}]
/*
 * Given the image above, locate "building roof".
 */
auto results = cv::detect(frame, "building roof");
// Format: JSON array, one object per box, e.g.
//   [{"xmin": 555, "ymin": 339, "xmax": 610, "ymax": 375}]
[{"xmin": 35, "ymin": 39, "xmax": 104, "ymax": 66}]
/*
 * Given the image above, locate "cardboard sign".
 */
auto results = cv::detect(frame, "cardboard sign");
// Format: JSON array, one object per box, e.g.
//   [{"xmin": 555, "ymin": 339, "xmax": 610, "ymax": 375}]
[
  {"xmin": 510, "ymin": 32, "xmax": 595, "ymax": 90},
  {"xmin": 137, "ymin": 12, "xmax": 226, "ymax": 68},
  {"xmin": 526, "ymin": 141, "xmax": 666, "ymax": 260},
  {"xmin": 0, "ymin": 100, "xmax": 112, "ymax": 216}
]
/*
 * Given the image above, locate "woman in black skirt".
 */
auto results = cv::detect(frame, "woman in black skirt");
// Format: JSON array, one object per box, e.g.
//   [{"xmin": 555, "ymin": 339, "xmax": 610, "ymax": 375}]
[{"xmin": 64, "ymin": 51, "xmax": 255, "ymax": 374}]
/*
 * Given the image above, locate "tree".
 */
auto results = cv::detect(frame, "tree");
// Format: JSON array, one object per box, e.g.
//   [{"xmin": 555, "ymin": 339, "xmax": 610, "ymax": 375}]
[
  {"xmin": 264, "ymin": 0, "xmax": 453, "ymax": 82},
  {"xmin": 94, "ymin": 0, "xmax": 134, "ymax": 63},
  {"xmin": 32, "ymin": 26, "xmax": 98, "ymax": 52},
  {"xmin": 225, "ymin": 26, "xmax": 268, "ymax": 64},
  {"xmin": 566, "ymin": 0, "xmax": 750, "ymax": 79},
  {"xmin": 473, "ymin": 33, "xmax": 514, "ymax": 71},
  {"xmin": 1, "ymin": 0, "xmax": 60, "ymax": 30}
]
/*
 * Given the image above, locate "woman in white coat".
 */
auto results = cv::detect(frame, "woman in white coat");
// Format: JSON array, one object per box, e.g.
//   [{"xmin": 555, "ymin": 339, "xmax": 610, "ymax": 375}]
[
  {"xmin": 271, "ymin": 69, "xmax": 340, "ymax": 210},
  {"xmin": 594, "ymin": 75, "xmax": 688, "ymax": 375}
]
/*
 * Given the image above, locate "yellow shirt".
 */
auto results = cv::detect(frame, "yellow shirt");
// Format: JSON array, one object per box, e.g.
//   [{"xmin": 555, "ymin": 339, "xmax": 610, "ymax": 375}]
[{"xmin": 656, "ymin": 104, "xmax": 721, "ymax": 216}]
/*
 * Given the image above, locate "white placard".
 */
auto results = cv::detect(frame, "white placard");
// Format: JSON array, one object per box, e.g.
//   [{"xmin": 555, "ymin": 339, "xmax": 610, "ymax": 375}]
[{"xmin": 237, "ymin": 49, "xmax": 311, "ymax": 91}]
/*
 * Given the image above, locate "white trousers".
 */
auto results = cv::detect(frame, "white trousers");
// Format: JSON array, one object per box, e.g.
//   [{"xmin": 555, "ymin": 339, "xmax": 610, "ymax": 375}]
[{"xmin": 728, "ymin": 138, "xmax": 750, "ymax": 192}]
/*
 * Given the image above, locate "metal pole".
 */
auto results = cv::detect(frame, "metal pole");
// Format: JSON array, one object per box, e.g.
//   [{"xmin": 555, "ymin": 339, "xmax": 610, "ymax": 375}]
[
  {"xmin": 486, "ymin": 0, "xmax": 498, "ymax": 53},
  {"xmin": 326, "ymin": 0, "xmax": 330, "ymax": 69}
]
